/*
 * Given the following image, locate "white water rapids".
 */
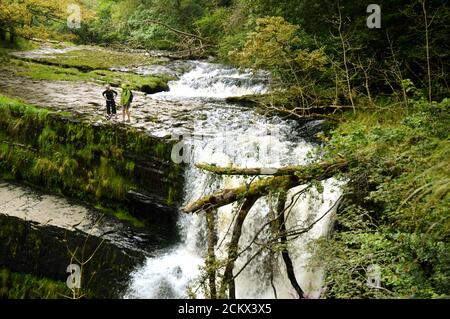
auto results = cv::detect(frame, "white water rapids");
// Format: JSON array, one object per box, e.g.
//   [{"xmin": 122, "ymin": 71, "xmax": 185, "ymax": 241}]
[{"xmin": 124, "ymin": 62, "xmax": 341, "ymax": 299}]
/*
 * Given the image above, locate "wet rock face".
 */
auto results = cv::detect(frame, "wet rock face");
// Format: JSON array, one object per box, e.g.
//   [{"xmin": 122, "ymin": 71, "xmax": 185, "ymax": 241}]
[
  {"xmin": 0, "ymin": 214, "xmax": 145, "ymax": 298},
  {"xmin": 0, "ymin": 181, "xmax": 169, "ymax": 252},
  {"xmin": 297, "ymin": 120, "xmax": 325, "ymax": 144},
  {"xmin": 0, "ymin": 99, "xmax": 185, "ymax": 233},
  {"xmin": 127, "ymin": 190, "xmax": 179, "ymax": 233}
]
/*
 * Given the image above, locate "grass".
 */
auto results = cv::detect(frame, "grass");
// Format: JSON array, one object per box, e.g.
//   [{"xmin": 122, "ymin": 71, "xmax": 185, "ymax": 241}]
[
  {"xmin": 0, "ymin": 94, "xmax": 51, "ymax": 120},
  {"xmin": 0, "ymin": 268, "xmax": 70, "ymax": 299},
  {"xmin": 32, "ymin": 46, "xmax": 166, "ymax": 70},
  {"xmin": 1, "ymin": 58, "xmax": 173, "ymax": 93},
  {"xmin": 312, "ymin": 97, "xmax": 450, "ymax": 298}
]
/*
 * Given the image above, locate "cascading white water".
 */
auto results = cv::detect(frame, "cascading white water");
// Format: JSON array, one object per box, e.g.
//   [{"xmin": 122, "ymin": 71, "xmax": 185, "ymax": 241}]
[
  {"xmin": 153, "ymin": 61, "xmax": 269, "ymax": 99},
  {"xmin": 124, "ymin": 62, "xmax": 341, "ymax": 299}
]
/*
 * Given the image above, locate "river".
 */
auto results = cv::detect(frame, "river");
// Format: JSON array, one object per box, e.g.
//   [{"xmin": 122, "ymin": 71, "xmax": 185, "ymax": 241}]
[{"xmin": 124, "ymin": 61, "xmax": 342, "ymax": 299}]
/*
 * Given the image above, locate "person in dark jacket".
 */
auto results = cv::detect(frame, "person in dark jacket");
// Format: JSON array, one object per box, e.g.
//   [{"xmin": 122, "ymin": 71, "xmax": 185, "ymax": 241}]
[{"xmin": 102, "ymin": 85, "xmax": 118, "ymax": 119}]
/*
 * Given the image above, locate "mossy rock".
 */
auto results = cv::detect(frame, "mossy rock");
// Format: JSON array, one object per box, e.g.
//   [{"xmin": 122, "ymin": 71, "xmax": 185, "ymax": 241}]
[
  {"xmin": 0, "ymin": 214, "xmax": 145, "ymax": 298},
  {"xmin": 140, "ymin": 81, "xmax": 170, "ymax": 94},
  {"xmin": 0, "ymin": 267, "xmax": 72, "ymax": 299},
  {"xmin": 0, "ymin": 95, "xmax": 186, "ymax": 230}
]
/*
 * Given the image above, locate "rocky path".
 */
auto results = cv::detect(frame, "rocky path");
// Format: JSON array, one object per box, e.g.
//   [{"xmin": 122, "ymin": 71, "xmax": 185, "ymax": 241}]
[{"xmin": 0, "ymin": 73, "xmax": 207, "ymax": 137}]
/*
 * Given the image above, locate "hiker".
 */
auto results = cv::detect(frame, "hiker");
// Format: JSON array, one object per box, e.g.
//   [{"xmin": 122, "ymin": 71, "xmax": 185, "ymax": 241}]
[
  {"xmin": 102, "ymin": 85, "xmax": 118, "ymax": 119},
  {"xmin": 121, "ymin": 84, "xmax": 134, "ymax": 122}
]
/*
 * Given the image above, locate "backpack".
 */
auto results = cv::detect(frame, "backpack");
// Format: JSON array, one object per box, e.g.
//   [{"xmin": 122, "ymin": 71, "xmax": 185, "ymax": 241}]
[{"xmin": 121, "ymin": 88, "xmax": 133, "ymax": 106}]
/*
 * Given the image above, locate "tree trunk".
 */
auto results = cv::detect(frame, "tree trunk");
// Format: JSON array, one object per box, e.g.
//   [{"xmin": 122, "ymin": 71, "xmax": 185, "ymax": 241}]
[
  {"xmin": 337, "ymin": 0, "xmax": 355, "ymax": 112},
  {"xmin": 9, "ymin": 31, "xmax": 15, "ymax": 44},
  {"xmin": 219, "ymin": 196, "xmax": 258, "ymax": 299},
  {"xmin": 275, "ymin": 192, "xmax": 304, "ymax": 298},
  {"xmin": 422, "ymin": 0, "xmax": 432, "ymax": 103},
  {"xmin": 184, "ymin": 159, "xmax": 349, "ymax": 214},
  {"xmin": 196, "ymin": 159, "xmax": 346, "ymax": 176},
  {"xmin": 205, "ymin": 210, "xmax": 217, "ymax": 299},
  {"xmin": 0, "ymin": 27, "xmax": 6, "ymax": 42}
]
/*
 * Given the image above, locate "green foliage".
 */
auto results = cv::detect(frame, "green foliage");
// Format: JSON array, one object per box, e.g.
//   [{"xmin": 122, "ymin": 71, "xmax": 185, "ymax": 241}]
[
  {"xmin": 231, "ymin": 16, "xmax": 330, "ymax": 106},
  {"xmin": 77, "ymin": 0, "xmax": 209, "ymax": 49},
  {"xmin": 312, "ymin": 97, "xmax": 450, "ymax": 298},
  {"xmin": 233, "ymin": 16, "xmax": 325, "ymax": 77},
  {"xmin": 0, "ymin": 268, "xmax": 70, "ymax": 299},
  {"xmin": 0, "ymin": 0, "xmax": 78, "ymax": 43},
  {"xmin": 194, "ymin": 8, "xmax": 229, "ymax": 44},
  {"xmin": 312, "ymin": 230, "xmax": 449, "ymax": 298}
]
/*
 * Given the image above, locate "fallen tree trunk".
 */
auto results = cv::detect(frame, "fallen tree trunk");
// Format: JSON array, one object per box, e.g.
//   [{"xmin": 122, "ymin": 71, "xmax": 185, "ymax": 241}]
[
  {"xmin": 195, "ymin": 159, "xmax": 345, "ymax": 176},
  {"xmin": 183, "ymin": 158, "xmax": 348, "ymax": 214}
]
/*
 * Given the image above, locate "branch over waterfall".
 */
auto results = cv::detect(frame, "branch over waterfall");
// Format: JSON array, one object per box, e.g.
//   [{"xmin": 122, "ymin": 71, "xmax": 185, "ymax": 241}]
[{"xmin": 183, "ymin": 158, "xmax": 349, "ymax": 214}]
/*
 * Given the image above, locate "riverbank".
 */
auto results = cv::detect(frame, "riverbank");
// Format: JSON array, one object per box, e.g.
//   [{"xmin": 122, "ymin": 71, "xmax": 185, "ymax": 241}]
[
  {"xmin": 1, "ymin": 41, "xmax": 175, "ymax": 94},
  {"xmin": 309, "ymin": 97, "xmax": 450, "ymax": 298}
]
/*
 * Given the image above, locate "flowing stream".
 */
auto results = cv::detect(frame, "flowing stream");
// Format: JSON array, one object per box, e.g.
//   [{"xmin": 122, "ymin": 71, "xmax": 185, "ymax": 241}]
[{"xmin": 124, "ymin": 62, "xmax": 342, "ymax": 299}]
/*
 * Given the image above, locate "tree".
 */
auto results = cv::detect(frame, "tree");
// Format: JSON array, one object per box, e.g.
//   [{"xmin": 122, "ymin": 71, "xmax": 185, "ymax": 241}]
[
  {"xmin": 0, "ymin": 0, "xmax": 74, "ymax": 43},
  {"xmin": 232, "ymin": 16, "xmax": 328, "ymax": 110}
]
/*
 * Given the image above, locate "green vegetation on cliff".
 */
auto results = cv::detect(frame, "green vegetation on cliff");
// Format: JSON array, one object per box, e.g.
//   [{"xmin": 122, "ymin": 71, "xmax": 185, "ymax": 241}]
[
  {"xmin": 0, "ymin": 95, "xmax": 183, "ymax": 225},
  {"xmin": 0, "ymin": 268, "xmax": 70, "ymax": 299},
  {"xmin": 308, "ymin": 96, "xmax": 450, "ymax": 298}
]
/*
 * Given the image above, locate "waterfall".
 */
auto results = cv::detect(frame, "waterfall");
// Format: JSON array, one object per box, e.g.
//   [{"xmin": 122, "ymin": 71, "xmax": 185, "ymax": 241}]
[
  {"xmin": 124, "ymin": 62, "xmax": 341, "ymax": 299},
  {"xmin": 153, "ymin": 61, "xmax": 269, "ymax": 99}
]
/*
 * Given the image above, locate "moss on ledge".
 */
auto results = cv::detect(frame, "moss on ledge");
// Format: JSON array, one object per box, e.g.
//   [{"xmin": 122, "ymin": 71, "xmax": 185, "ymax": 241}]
[
  {"xmin": 1, "ymin": 57, "xmax": 173, "ymax": 94},
  {"xmin": 32, "ymin": 46, "xmax": 166, "ymax": 70},
  {"xmin": 0, "ymin": 268, "xmax": 71, "ymax": 299},
  {"xmin": 0, "ymin": 95, "xmax": 185, "ymax": 222}
]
